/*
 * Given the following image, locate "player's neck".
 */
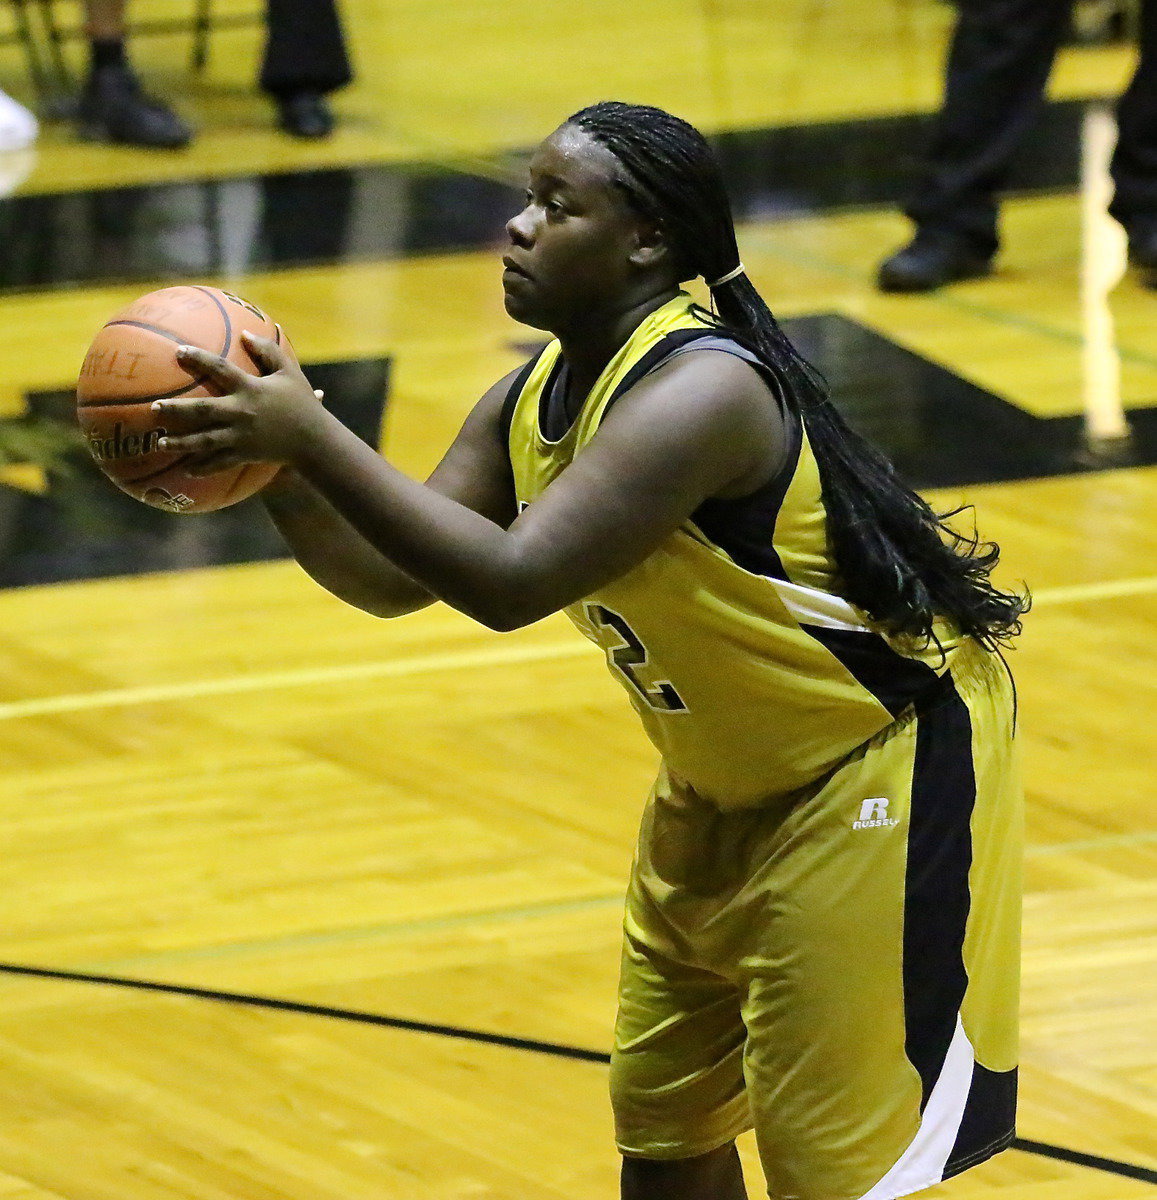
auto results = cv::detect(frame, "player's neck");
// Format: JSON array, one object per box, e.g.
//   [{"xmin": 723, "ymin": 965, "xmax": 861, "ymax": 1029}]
[{"xmin": 556, "ymin": 287, "xmax": 679, "ymax": 404}]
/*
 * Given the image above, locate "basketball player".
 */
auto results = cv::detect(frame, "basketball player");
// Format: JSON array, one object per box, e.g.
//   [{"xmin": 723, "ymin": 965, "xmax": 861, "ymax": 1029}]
[{"xmin": 155, "ymin": 102, "xmax": 1028, "ymax": 1200}]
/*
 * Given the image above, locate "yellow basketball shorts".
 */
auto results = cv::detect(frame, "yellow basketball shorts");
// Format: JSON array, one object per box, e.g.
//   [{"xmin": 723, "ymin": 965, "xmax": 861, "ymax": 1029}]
[{"xmin": 611, "ymin": 650, "xmax": 1022, "ymax": 1200}]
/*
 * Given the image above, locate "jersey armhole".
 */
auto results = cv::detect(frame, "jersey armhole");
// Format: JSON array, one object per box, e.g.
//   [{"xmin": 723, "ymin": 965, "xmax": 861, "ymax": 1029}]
[
  {"xmin": 498, "ymin": 350, "xmax": 546, "ymax": 448},
  {"xmin": 601, "ymin": 328, "xmax": 721, "ymax": 415},
  {"xmin": 603, "ymin": 327, "xmax": 801, "ymax": 491}
]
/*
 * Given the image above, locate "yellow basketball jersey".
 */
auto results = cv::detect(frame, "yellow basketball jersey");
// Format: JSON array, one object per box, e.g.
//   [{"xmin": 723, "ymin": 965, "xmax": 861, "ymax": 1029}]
[{"xmin": 504, "ymin": 293, "xmax": 979, "ymax": 810}]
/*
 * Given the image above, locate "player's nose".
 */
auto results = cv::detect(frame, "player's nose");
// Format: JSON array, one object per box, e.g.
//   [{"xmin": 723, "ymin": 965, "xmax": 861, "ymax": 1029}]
[{"xmin": 506, "ymin": 206, "xmax": 534, "ymax": 247}]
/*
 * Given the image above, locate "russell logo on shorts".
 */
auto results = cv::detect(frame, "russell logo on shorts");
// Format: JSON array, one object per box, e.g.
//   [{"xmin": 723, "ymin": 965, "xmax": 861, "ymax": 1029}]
[{"xmin": 852, "ymin": 797, "xmax": 899, "ymax": 830}]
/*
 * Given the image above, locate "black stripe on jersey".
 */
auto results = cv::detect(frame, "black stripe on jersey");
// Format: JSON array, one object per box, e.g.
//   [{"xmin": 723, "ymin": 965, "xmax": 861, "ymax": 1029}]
[
  {"xmin": 499, "ymin": 350, "xmax": 547, "ymax": 446},
  {"xmin": 688, "ymin": 418, "xmax": 800, "ymax": 581},
  {"xmin": 605, "ymin": 329, "xmax": 806, "ymax": 582},
  {"xmin": 945, "ymin": 1063, "xmax": 1018, "ymax": 1178},
  {"xmin": 904, "ymin": 685, "xmax": 975, "ymax": 1112},
  {"xmin": 798, "ymin": 625, "xmax": 944, "ymax": 719},
  {"xmin": 604, "ymin": 327, "xmax": 722, "ymax": 407},
  {"xmin": 538, "ymin": 354, "xmax": 574, "ymax": 442}
]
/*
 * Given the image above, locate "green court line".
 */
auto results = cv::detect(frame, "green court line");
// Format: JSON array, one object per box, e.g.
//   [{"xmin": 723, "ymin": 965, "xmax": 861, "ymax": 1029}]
[
  {"xmin": 22, "ymin": 826, "xmax": 1157, "ymax": 981},
  {"xmin": 63, "ymin": 891, "xmax": 626, "ymax": 977},
  {"xmin": 742, "ymin": 225, "xmax": 1157, "ymax": 372}
]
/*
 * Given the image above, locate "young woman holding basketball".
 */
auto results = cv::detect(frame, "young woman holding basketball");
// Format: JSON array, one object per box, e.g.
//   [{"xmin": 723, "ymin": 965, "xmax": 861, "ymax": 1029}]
[{"xmin": 155, "ymin": 102, "xmax": 1028, "ymax": 1200}]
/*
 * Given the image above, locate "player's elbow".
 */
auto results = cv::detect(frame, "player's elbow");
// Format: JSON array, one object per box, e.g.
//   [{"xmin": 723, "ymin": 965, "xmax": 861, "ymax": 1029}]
[
  {"xmin": 303, "ymin": 570, "xmax": 435, "ymax": 620},
  {"xmin": 325, "ymin": 591, "xmax": 430, "ymax": 620},
  {"xmin": 468, "ymin": 599, "xmax": 543, "ymax": 633},
  {"xmin": 463, "ymin": 573, "xmax": 558, "ymax": 632},
  {"xmin": 364, "ymin": 596, "xmax": 436, "ymax": 620}
]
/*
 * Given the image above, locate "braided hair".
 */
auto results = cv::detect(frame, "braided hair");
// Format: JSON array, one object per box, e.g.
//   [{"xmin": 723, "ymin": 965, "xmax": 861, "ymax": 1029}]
[{"xmin": 567, "ymin": 100, "xmax": 1028, "ymax": 649}]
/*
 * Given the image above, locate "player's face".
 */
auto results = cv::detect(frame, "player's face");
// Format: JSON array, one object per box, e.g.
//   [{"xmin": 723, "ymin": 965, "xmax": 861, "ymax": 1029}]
[{"xmin": 502, "ymin": 125, "xmax": 654, "ymax": 332}]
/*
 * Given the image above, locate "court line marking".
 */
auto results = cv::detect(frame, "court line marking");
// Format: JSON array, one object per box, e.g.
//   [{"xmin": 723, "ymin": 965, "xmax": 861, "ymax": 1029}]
[
  {"xmin": 0, "ymin": 961, "xmax": 612, "ymax": 1065},
  {"xmin": 16, "ymin": 820, "xmax": 1154, "ymax": 983},
  {"xmin": 1026, "ymin": 575, "xmax": 1157, "ymax": 607},
  {"xmin": 0, "ymin": 961, "xmax": 1151, "ymax": 1183},
  {"xmin": 0, "ymin": 639, "xmax": 595, "ymax": 721},
  {"xmin": 1009, "ymin": 1138, "xmax": 1157, "ymax": 1185},
  {"xmin": 744, "ymin": 225, "xmax": 1157, "ymax": 371},
  {"xmin": 1025, "ymin": 830, "xmax": 1157, "ymax": 856},
  {"xmin": 1, "ymin": 574, "xmax": 1154, "ymax": 724},
  {"xmin": 84, "ymin": 892, "xmax": 626, "ymax": 974}
]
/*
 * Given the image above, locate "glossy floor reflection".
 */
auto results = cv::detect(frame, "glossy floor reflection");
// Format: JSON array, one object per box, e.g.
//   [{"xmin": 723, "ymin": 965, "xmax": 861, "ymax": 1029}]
[
  {"xmin": 0, "ymin": 95, "xmax": 1148, "ymax": 587},
  {"xmin": 0, "ymin": 5, "xmax": 1153, "ymax": 1195},
  {"xmin": 0, "ymin": 100, "xmax": 1092, "ymax": 292},
  {"xmin": 788, "ymin": 314, "xmax": 1157, "ymax": 488},
  {"xmin": 0, "ymin": 356, "xmax": 388, "ymax": 587}
]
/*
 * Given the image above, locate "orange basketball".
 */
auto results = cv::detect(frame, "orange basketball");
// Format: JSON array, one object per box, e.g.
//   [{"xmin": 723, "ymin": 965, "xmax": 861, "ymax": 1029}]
[{"xmin": 76, "ymin": 285, "xmax": 296, "ymax": 513}]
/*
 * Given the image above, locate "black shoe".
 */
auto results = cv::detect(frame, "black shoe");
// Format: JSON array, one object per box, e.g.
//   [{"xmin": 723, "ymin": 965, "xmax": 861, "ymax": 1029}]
[
  {"xmin": 877, "ymin": 231, "xmax": 993, "ymax": 292},
  {"xmin": 277, "ymin": 91, "xmax": 334, "ymax": 139},
  {"xmin": 78, "ymin": 64, "xmax": 192, "ymax": 149},
  {"xmin": 1127, "ymin": 222, "xmax": 1157, "ymax": 272}
]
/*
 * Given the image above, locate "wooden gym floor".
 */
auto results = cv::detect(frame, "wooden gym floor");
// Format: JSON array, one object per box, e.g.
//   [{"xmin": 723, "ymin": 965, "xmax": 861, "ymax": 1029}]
[{"xmin": 0, "ymin": 1, "xmax": 1153, "ymax": 1197}]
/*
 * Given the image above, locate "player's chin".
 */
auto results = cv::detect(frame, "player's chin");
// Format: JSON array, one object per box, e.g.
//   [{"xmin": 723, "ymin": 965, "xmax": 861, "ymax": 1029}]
[{"xmin": 501, "ymin": 288, "xmax": 550, "ymax": 330}]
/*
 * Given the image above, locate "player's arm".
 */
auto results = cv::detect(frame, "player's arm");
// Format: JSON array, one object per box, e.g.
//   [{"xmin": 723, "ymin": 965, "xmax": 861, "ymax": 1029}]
[
  {"xmin": 260, "ymin": 370, "xmax": 520, "ymax": 619},
  {"xmin": 156, "ymin": 336, "xmax": 785, "ymax": 630}
]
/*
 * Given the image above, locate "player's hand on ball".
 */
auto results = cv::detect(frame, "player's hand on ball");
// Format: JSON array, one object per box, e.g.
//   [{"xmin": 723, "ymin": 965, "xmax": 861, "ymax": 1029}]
[{"xmin": 153, "ymin": 331, "xmax": 324, "ymax": 474}]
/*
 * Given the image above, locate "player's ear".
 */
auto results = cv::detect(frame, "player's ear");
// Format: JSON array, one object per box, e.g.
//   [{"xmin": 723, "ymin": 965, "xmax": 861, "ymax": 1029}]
[{"xmin": 628, "ymin": 218, "xmax": 672, "ymax": 273}]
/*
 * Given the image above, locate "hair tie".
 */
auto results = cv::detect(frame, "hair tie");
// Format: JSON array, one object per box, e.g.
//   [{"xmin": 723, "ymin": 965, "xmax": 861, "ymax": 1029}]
[{"xmin": 707, "ymin": 263, "xmax": 745, "ymax": 289}]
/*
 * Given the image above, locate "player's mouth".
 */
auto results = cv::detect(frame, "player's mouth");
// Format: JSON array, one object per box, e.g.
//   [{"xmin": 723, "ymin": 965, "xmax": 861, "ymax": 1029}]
[{"xmin": 502, "ymin": 255, "xmax": 532, "ymax": 282}]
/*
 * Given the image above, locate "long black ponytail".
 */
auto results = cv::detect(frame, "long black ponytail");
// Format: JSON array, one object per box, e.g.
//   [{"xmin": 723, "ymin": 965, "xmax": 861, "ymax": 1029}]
[{"xmin": 568, "ymin": 100, "xmax": 1028, "ymax": 649}]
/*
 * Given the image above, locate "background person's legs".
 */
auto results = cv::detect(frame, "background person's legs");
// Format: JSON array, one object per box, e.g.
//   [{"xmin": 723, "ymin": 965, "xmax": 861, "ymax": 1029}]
[
  {"xmin": 78, "ymin": 0, "xmax": 192, "ymax": 148},
  {"xmin": 1110, "ymin": 0, "xmax": 1157, "ymax": 277},
  {"xmin": 260, "ymin": 0, "xmax": 352, "ymax": 138},
  {"xmin": 878, "ymin": 0, "xmax": 1073, "ymax": 289}
]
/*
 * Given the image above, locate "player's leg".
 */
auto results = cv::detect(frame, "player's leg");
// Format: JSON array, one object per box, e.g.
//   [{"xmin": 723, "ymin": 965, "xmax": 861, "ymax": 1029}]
[
  {"xmin": 736, "ymin": 723, "xmax": 927, "ymax": 1200},
  {"xmin": 740, "ymin": 648, "xmax": 1020, "ymax": 1200},
  {"xmin": 621, "ymin": 1142, "xmax": 746, "ymax": 1200},
  {"xmin": 610, "ymin": 769, "xmax": 753, "ymax": 1197}
]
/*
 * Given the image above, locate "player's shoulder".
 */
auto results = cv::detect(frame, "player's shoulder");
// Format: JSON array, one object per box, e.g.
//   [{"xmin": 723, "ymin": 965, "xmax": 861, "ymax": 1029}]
[
  {"xmin": 617, "ymin": 336, "xmax": 782, "ymax": 431},
  {"xmin": 469, "ymin": 361, "xmax": 536, "ymax": 421},
  {"xmin": 659, "ymin": 339, "xmax": 774, "ymax": 390}
]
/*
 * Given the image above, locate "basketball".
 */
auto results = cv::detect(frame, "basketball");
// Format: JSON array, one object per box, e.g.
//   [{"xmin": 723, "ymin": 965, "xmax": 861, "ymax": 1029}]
[{"xmin": 76, "ymin": 285, "xmax": 297, "ymax": 513}]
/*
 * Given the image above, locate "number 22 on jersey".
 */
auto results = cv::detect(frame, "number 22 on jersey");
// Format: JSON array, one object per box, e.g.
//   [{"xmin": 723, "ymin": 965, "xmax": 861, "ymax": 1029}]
[{"xmin": 582, "ymin": 602, "xmax": 688, "ymax": 713}]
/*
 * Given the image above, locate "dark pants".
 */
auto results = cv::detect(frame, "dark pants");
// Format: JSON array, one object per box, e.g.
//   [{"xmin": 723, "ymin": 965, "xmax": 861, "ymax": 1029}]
[
  {"xmin": 260, "ymin": 0, "xmax": 352, "ymax": 98},
  {"xmin": 906, "ymin": 0, "xmax": 1157, "ymax": 254}
]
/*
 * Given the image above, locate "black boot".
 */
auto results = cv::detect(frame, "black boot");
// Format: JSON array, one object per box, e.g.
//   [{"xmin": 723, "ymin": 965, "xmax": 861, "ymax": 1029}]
[
  {"xmin": 78, "ymin": 63, "xmax": 192, "ymax": 150},
  {"xmin": 1127, "ymin": 221, "xmax": 1157, "ymax": 288},
  {"xmin": 877, "ymin": 229, "xmax": 993, "ymax": 292},
  {"xmin": 276, "ymin": 91, "xmax": 335, "ymax": 139}
]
